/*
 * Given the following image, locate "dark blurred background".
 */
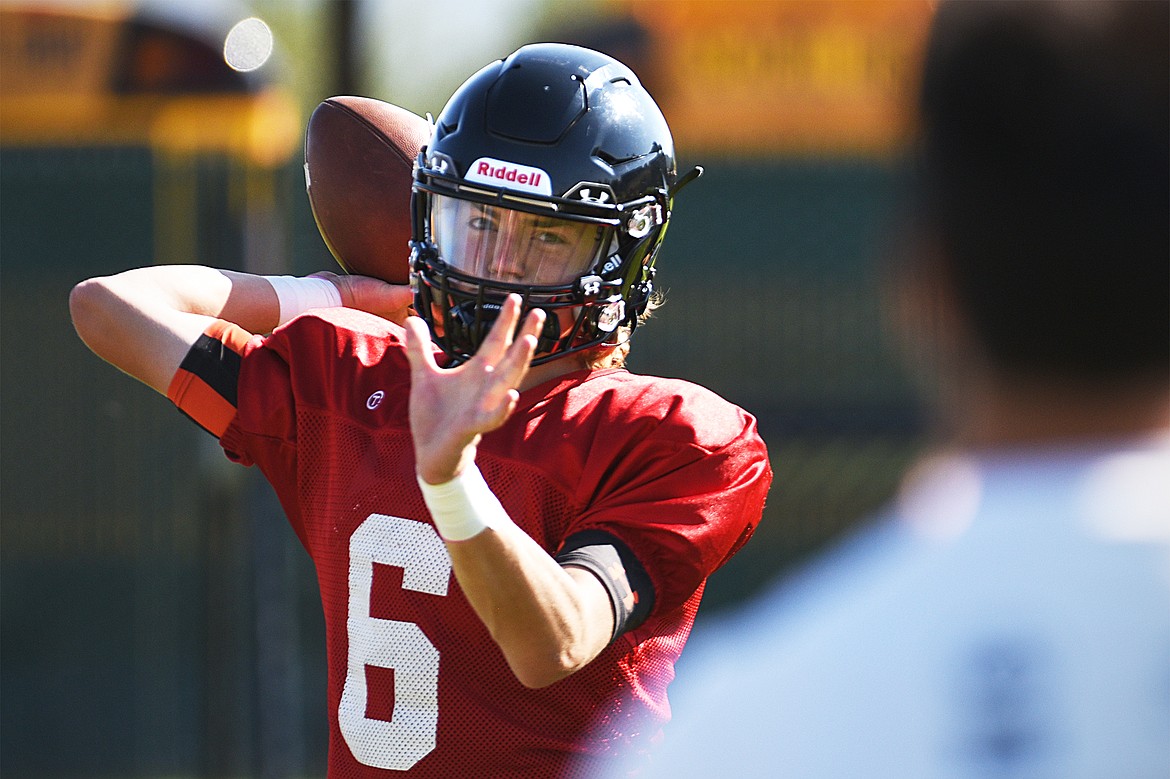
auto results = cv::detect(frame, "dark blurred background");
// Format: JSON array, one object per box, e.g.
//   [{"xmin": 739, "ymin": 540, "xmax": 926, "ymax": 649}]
[{"xmin": 0, "ymin": 1, "xmax": 934, "ymax": 775}]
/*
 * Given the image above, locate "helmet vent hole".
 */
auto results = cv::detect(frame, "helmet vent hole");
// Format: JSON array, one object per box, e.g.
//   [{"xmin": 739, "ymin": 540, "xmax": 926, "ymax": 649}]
[{"xmin": 595, "ymin": 148, "xmax": 639, "ymax": 167}]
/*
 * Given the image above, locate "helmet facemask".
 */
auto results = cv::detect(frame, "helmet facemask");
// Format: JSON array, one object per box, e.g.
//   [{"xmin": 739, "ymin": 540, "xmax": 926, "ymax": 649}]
[{"xmin": 411, "ymin": 158, "xmax": 670, "ymax": 365}]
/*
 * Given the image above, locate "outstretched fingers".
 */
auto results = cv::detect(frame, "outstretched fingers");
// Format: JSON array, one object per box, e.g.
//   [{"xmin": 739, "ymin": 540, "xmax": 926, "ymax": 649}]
[
  {"xmin": 404, "ymin": 299, "xmax": 547, "ymax": 484},
  {"xmin": 404, "ymin": 299, "xmax": 543, "ymax": 425}
]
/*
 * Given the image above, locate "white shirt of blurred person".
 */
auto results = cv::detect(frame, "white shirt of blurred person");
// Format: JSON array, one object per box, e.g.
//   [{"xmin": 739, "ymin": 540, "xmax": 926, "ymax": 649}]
[{"xmin": 624, "ymin": 2, "xmax": 1170, "ymax": 778}]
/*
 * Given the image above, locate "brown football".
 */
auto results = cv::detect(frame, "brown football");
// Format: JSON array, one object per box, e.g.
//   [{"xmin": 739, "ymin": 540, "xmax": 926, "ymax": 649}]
[{"xmin": 304, "ymin": 96, "xmax": 432, "ymax": 284}]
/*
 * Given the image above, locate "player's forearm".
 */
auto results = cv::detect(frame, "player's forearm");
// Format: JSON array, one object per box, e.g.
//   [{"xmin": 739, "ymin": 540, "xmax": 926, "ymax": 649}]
[
  {"xmin": 78, "ymin": 266, "xmax": 280, "ymax": 330},
  {"xmin": 446, "ymin": 525, "xmax": 615, "ymax": 689}
]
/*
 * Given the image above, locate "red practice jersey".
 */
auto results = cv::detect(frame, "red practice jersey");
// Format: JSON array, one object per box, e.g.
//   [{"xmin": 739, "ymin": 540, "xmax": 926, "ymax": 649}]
[{"xmin": 168, "ymin": 308, "xmax": 771, "ymax": 778}]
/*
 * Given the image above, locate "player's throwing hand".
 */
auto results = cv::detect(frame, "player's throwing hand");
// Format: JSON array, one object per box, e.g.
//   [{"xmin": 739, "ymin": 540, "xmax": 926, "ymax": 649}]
[
  {"xmin": 404, "ymin": 294, "xmax": 546, "ymax": 484},
  {"xmin": 307, "ymin": 271, "xmax": 415, "ymax": 325}
]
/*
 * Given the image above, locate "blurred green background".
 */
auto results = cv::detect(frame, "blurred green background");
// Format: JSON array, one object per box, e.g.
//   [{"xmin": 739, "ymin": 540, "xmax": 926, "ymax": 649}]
[{"xmin": 0, "ymin": 1, "xmax": 933, "ymax": 775}]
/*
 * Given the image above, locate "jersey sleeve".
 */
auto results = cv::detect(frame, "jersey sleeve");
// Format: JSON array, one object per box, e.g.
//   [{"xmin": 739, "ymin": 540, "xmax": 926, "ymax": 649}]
[
  {"xmin": 572, "ymin": 389, "xmax": 773, "ymax": 621},
  {"xmin": 166, "ymin": 319, "xmax": 256, "ymax": 438}
]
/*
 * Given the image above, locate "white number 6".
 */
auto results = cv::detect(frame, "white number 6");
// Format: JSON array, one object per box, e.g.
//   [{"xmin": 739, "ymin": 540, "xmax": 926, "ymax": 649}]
[{"xmin": 339, "ymin": 514, "xmax": 452, "ymax": 770}]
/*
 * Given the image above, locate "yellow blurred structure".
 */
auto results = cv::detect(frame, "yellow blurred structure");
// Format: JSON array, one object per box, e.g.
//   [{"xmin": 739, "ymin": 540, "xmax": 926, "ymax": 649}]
[
  {"xmin": 0, "ymin": 5, "xmax": 300, "ymax": 166},
  {"xmin": 614, "ymin": 0, "xmax": 933, "ymax": 155}
]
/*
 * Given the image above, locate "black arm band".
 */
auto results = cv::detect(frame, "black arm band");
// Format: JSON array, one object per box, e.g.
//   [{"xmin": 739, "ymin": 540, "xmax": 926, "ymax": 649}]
[{"xmin": 556, "ymin": 530, "xmax": 656, "ymax": 642}]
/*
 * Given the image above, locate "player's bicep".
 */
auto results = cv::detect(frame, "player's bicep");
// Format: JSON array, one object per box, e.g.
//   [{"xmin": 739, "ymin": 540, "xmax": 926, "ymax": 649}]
[
  {"xmin": 70, "ymin": 275, "xmax": 220, "ymax": 394},
  {"xmin": 559, "ymin": 566, "xmax": 619, "ymax": 658},
  {"xmin": 167, "ymin": 319, "xmax": 253, "ymax": 437}
]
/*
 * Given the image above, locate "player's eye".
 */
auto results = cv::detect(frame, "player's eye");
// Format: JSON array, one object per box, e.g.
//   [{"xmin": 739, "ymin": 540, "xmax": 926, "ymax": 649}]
[
  {"xmin": 468, "ymin": 216, "xmax": 497, "ymax": 232},
  {"xmin": 533, "ymin": 230, "xmax": 568, "ymax": 245}
]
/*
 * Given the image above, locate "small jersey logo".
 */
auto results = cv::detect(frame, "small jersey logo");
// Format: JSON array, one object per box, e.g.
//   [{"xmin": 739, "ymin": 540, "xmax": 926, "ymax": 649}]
[
  {"xmin": 465, "ymin": 157, "xmax": 552, "ymax": 196},
  {"xmin": 366, "ymin": 390, "xmax": 385, "ymax": 410}
]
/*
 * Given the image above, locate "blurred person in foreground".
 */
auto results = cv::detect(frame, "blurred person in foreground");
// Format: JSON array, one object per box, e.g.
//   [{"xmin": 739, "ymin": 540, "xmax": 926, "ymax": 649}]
[
  {"xmin": 69, "ymin": 44, "xmax": 770, "ymax": 777},
  {"xmin": 626, "ymin": 1, "xmax": 1170, "ymax": 777}
]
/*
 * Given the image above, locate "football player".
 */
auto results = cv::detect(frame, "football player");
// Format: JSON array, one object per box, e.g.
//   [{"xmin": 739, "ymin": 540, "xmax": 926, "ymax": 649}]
[{"xmin": 70, "ymin": 43, "xmax": 771, "ymax": 777}]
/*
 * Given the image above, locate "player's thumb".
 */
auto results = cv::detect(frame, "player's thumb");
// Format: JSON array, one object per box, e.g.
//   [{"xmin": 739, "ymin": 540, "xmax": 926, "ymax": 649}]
[{"xmin": 374, "ymin": 284, "xmax": 416, "ymax": 323}]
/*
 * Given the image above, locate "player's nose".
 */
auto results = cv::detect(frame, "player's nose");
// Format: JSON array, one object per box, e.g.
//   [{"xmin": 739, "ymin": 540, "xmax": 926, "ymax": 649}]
[{"xmin": 487, "ymin": 235, "xmax": 528, "ymax": 281}]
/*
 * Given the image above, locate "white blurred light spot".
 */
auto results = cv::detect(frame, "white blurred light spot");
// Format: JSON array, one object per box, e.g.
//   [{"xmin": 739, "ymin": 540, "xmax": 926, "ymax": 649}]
[
  {"xmin": 897, "ymin": 454, "xmax": 983, "ymax": 541},
  {"xmin": 1080, "ymin": 445, "xmax": 1170, "ymax": 541},
  {"xmin": 224, "ymin": 17, "xmax": 273, "ymax": 72}
]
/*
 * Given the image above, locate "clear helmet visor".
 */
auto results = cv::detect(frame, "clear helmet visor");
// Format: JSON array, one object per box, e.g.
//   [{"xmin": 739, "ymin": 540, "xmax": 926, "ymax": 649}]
[{"xmin": 430, "ymin": 194, "xmax": 611, "ymax": 286}]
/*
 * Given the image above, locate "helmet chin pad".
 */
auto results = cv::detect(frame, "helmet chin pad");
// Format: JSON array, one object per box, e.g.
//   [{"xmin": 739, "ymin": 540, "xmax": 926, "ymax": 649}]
[{"xmin": 448, "ymin": 298, "xmax": 564, "ymax": 358}]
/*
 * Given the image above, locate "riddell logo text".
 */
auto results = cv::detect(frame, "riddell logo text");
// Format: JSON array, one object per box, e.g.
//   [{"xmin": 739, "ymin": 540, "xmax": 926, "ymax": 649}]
[
  {"xmin": 465, "ymin": 157, "xmax": 553, "ymax": 196},
  {"xmin": 476, "ymin": 161, "xmax": 541, "ymax": 188}
]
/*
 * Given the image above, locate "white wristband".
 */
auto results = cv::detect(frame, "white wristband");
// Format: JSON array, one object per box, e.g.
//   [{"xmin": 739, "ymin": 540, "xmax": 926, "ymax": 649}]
[
  {"xmin": 264, "ymin": 275, "xmax": 343, "ymax": 326},
  {"xmin": 417, "ymin": 463, "xmax": 512, "ymax": 542}
]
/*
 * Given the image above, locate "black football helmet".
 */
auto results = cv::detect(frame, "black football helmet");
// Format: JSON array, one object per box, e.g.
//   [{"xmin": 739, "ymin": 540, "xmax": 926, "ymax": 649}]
[{"xmin": 410, "ymin": 42, "xmax": 700, "ymax": 365}]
